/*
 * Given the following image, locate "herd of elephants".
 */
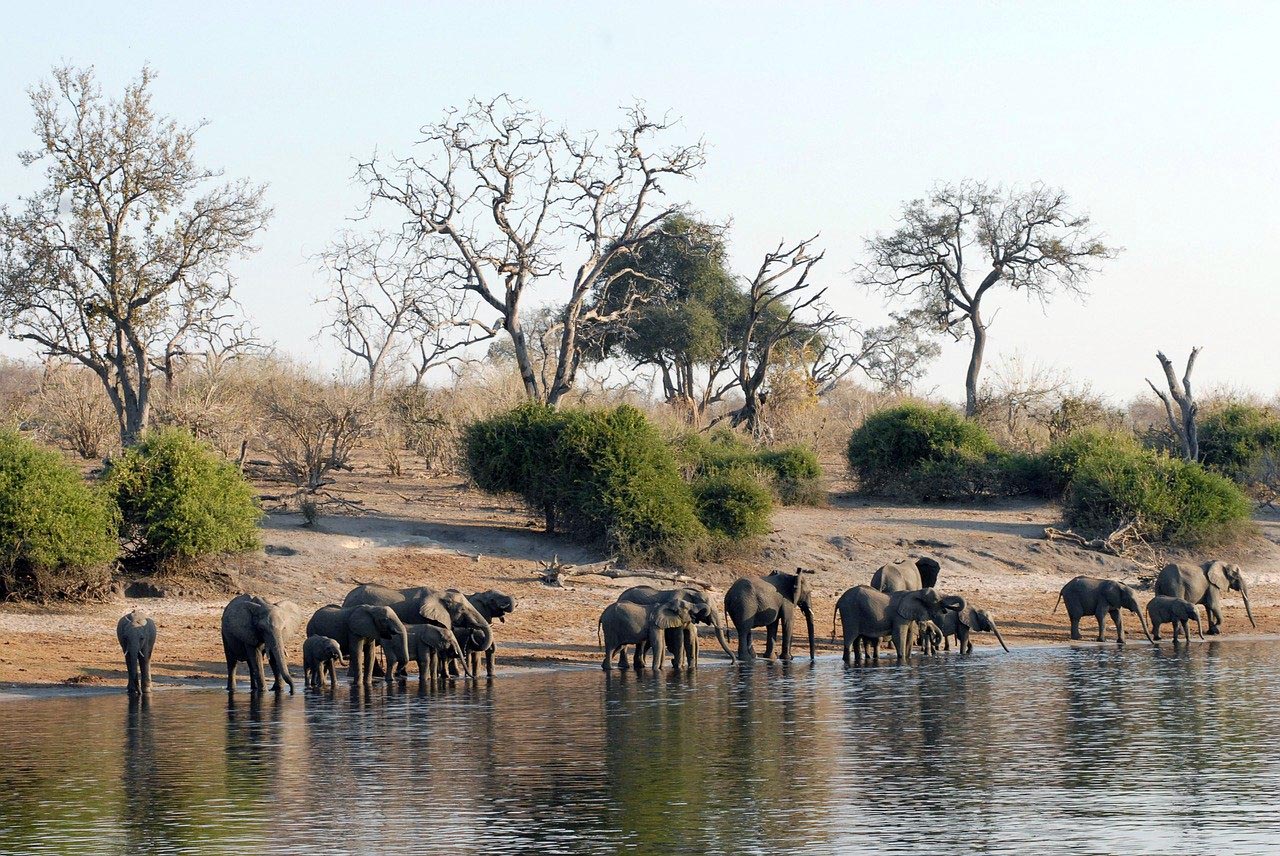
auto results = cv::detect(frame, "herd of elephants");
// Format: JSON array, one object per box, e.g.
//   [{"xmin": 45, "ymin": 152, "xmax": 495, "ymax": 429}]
[{"xmin": 111, "ymin": 557, "xmax": 1258, "ymax": 695}]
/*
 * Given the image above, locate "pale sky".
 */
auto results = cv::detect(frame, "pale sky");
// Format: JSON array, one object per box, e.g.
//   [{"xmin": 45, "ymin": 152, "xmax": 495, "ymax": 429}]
[{"xmin": 2, "ymin": 1, "xmax": 1277, "ymax": 404}]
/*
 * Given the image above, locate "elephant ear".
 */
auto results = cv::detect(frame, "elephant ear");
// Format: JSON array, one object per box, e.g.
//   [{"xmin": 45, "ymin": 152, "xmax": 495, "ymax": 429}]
[
  {"xmin": 896, "ymin": 593, "xmax": 926, "ymax": 622},
  {"xmin": 1205, "ymin": 561, "xmax": 1229, "ymax": 591},
  {"xmin": 654, "ymin": 604, "xmax": 687, "ymax": 629},
  {"xmin": 244, "ymin": 600, "xmax": 273, "ymax": 628},
  {"xmin": 417, "ymin": 598, "xmax": 451, "ymax": 626}
]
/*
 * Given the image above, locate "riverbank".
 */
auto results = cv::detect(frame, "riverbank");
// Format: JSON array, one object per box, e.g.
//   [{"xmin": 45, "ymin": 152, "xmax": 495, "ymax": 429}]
[{"xmin": 3, "ymin": 463, "xmax": 1278, "ymax": 689}]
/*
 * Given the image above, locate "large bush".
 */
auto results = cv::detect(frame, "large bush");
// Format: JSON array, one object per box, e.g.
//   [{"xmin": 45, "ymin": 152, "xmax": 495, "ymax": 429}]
[
  {"xmin": 0, "ymin": 429, "xmax": 118, "ymax": 598},
  {"xmin": 675, "ymin": 430, "xmax": 824, "ymax": 505},
  {"xmin": 105, "ymin": 428, "xmax": 262, "ymax": 568},
  {"xmin": 466, "ymin": 404, "xmax": 709, "ymax": 562},
  {"xmin": 692, "ymin": 468, "xmax": 774, "ymax": 541},
  {"xmin": 1198, "ymin": 404, "xmax": 1280, "ymax": 485},
  {"xmin": 845, "ymin": 404, "xmax": 1005, "ymax": 500},
  {"xmin": 1064, "ymin": 443, "xmax": 1252, "ymax": 546}
]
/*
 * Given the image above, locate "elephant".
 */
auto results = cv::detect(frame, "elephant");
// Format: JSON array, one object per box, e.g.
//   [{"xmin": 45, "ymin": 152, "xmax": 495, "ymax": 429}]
[
  {"xmin": 464, "ymin": 589, "xmax": 517, "ymax": 677},
  {"xmin": 598, "ymin": 598, "xmax": 695, "ymax": 671},
  {"xmin": 306, "ymin": 603, "xmax": 412, "ymax": 685},
  {"xmin": 221, "ymin": 594, "xmax": 302, "ymax": 693},
  {"xmin": 1154, "ymin": 561, "xmax": 1255, "ymax": 635},
  {"xmin": 1146, "ymin": 595, "xmax": 1205, "ymax": 643},
  {"xmin": 1054, "ymin": 576, "xmax": 1155, "ymax": 645},
  {"xmin": 342, "ymin": 583, "xmax": 491, "ymax": 675},
  {"xmin": 916, "ymin": 620, "xmax": 943, "ymax": 656},
  {"xmin": 832, "ymin": 585, "xmax": 955, "ymax": 664},
  {"xmin": 724, "ymin": 568, "xmax": 817, "ymax": 662},
  {"xmin": 116, "ymin": 609, "xmax": 157, "ymax": 695},
  {"xmin": 870, "ymin": 556, "xmax": 941, "ymax": 593},
  {"xmin": 396, "ymin": 623, "xmax": 468, "ymax": 684},
  {"xmin": 302, "ymin": 635, "xmax": 345, "ymax": 689},
  {"xmin": 618, "ymin": 585, "xmax": 736, "ymax": 669},
  {"xmin": 932, "ymin": 597, "xmax": 1011, "ymax": 654}
]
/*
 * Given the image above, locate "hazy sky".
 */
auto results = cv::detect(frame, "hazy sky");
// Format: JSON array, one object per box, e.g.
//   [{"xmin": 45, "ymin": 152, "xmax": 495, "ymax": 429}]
[{"xmin": 2, "ymin": 2, "xmax": 1277, "ymax": 403}]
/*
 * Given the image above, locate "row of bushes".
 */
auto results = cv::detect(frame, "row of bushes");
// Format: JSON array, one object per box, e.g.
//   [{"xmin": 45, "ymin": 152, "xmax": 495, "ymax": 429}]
[
  {"xmin": 846, "ymin": 404, "xmax": 1253, "ymax": 546},
  {"xmin": 464, "ymin": 404, "xmax": 797, "ymax": 563},
  {"xmin": 0, "ymin": 429, "xmax": 261, "ymax": 599}
]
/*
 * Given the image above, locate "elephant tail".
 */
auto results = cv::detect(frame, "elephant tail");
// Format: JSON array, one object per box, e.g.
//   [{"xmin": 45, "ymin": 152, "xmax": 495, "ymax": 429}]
[
  {"xmin": 596, "ymin": 616, "xmax": 602, "ymax": 650},
  {"xmin": 1053, "ymin": 592, "xmax": 1062, "ymax": 614}
]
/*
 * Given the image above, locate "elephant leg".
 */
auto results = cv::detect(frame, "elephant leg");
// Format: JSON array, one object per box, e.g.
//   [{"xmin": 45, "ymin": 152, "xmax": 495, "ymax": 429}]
[
  {"xmin": 248, "ymin": 648, "xmax": 266, "ymax": 693},
  {"xmin": 225, "ymin": 652, "xmax": 239, "ymax": 693},
  {"xmin": 1111, "ymin": 609, "xmax": 1125, "ymax": 644},
  {"xmin": 780, "ymin": 612, "xmax": 794, "ymax": 661},
  {"xmin": 763, "ymin": 621, "xmax": 777, "ymax": 659},
  {"xmin": 668, "ymin": 632, "xmax": 684, "ymax": 670},
  {"xmin": 1207, "ymin": 603, "xmax": 1223, "ymax": 635},
  {"xmin": 602, "ymin": 645, "xmax": 614, "ymax": 671},
  {"xmin": 688, "ymin": 628, "xmax": 699, "ymax": 669},
  {"xmin": 872, "ymin": 638, "xmax": 881, "ymax": 664},
  {"xmin": 485, "ymin": 646, "xmax": 495, "ymax": 678},
  {"xmin": 1094, "ymin": 609, "xmax": 1108, "ymax": 642},
  {"xmin": 842, "ymin": 628, "xmax": 852, "ymax": 665},
  {"xmin": 632, "ymin": 643, "xmax": 645, "ymax": 671},
  {"xmin": 125, "ymin": 652, "xmax": 139, "ymax": 695},
  {"xmin": 350, "ymin": 640, "xmax": 364, "ymax": 685},
  {"xmin": 892, "ymin": 624, "xmax": 909, "ymax": 663},
  {"xmin": 1069, "ymin": 611, "xmax": 1082, "ymax": 641},
  {"xmin": 737, "ymin": 625, "xmax": 754, "ymax": 660}
]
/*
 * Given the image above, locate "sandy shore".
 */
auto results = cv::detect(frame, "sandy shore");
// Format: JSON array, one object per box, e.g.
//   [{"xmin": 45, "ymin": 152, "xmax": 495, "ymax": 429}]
[{"xmin": 3, "ymin": 465, "xmax": 1277, "ymax": 689}]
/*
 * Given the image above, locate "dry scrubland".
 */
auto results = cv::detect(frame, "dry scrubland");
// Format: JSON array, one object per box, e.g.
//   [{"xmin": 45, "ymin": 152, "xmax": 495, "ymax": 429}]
[{"xmin": 3, "ymin": 446, "xmax": 1278, "ymax": 690}]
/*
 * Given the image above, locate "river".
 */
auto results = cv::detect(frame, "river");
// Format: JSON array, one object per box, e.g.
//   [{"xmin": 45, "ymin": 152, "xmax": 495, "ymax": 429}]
[{"xmin": 2, "ymin": 642, "xmax": 1277, "ymax": 854}]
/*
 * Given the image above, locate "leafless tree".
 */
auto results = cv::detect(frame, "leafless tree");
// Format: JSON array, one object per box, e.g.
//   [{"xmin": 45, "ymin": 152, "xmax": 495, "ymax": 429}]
[
  {"xmin": 319, "ymin": 231, "xmax": 498, "ymax": 395},
  {"xmin": 807, "ymin": 312, "xmax": 940, "ymax": 397},
  {"xmin": 0, "ymin": 65, "xmax": 270, "ymax": 445},
  {"xmin": 355, "ymin": 96, "xmax": 705, "ymax": 405},
  {"xmin": 855, "ymin": 181, "xmax": 1118, "ymax": 417},
  {"xmin": 1147, "ymin": 347, "xmax": 1201, "ymax": 460}
]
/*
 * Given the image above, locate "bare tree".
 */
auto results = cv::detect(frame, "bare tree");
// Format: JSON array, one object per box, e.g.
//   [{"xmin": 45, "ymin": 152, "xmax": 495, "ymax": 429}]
[
  {"xmin": 806, "ymin": 312, "xmax": 940, "ymax": 397},
  {"xmin": 0, "ymin": 65, "xmax": 270, "ymax": 445},
  {"xmin": 319, "ymin": 232, "xmax": 498, "ymax": 395},
  {"xmin": 356, "ymin": 96, "xmax": 705, "ymax": 406},
  {"xmin": 856, "ymin": 181, "xmax": 1118, "ymax": 417},
  {"xmin": 1147, "ymin": 347, "xmax": 1201, "ymax": 460}
]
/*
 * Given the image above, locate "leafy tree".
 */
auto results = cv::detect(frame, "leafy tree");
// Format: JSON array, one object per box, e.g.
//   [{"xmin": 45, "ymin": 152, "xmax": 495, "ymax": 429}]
[
  {"xmin": 0, "ymin": 66, "xmax": 270, "ymax": 445},
  {"xmin": 856, "ymin": 181, "xmax": 1118, "ymax": 417}
]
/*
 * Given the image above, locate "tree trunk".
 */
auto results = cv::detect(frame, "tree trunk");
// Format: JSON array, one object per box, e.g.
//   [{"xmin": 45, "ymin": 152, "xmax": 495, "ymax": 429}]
[
  {"xmin": 507, "ymin": 319, "xmax": 541, "ymax": 402},
  {"xmin": 1147, "ymin": 348, "xmax": 1200, "ymax": 460},
  {"xmin": 964, "ymin": 310, "xmax": 987, "ymax": 419}
]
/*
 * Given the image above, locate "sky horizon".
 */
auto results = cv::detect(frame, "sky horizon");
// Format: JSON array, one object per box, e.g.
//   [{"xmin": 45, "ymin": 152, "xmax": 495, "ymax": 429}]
[{"xmin": 2, "ymin": 2, "xmax": 1277, "ymax": 407}]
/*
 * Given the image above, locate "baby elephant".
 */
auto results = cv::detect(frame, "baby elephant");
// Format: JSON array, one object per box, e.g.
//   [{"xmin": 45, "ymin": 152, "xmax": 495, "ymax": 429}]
[
  {"xmin": 303, "ymin": 635, "xmax": 345, "ymax": 689},
  {"xmin": 116, "ymin": 609, "xmax": 157, "ymax": 695},
  {"xmin": 391, "ymin": 624, "xmax": 467, "ymax": 684},
  {"xmin": 1147, "ymin": 596, "xmax": 1205, "ymax": 643}
]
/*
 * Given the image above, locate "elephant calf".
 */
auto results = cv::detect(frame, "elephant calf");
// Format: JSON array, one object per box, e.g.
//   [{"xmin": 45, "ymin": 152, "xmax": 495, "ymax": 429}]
[
  {"xmin": 1147, "ymin": 596, "xmax": 1205, "ymax": 643},
  {"xmin": 397, "ymin": 623, "xmax": 468, "ymax": 684},
  {"xmin": 303, "ymin": 635, "xmax": 345, "ymax": 689},
  {"xmin": 932, "ymin": 597, "xmax": 1011, "ymax": 655},
  {"xmin": 116, "ymin": 609, "xmax": 157, "ymax": 695}
]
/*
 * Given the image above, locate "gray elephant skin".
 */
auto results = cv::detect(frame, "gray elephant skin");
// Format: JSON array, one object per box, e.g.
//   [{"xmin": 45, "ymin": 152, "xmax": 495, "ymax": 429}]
[
  {"xmin": 302, "ymin": 635, "xmax": 345, "ymax": 689},
  {"xmin": 221, "ymin": 594, "xmax": 302, "ymax": 693},
  {"xmin": 116, "ymin": 609, "xmax": 157, "ymax": 695},
  {"xmin": 870, "ymin": 557, "xmax": 941, "ymax": 593},
  {"xmin": 1146, "ymin": 595, "xmax": 1205, "ymax": 642},
  {"xmin": 1054, "ymin": 576, "xmax": 1154, "ymax": 644},
  {"xmin": 618, "ymin": 585, "xmax": 735, "ymax": 668},
  {"xmin": 342, "ymin": 583, "xmax": 490, "ymax": 669},
  {"xmin": 306, "ymin": 603, "xmax": 412, "ymax": 685},
  {"xmin": 396, "ymin": 623, "xmax": 467, "ymax": 683},
  {"xmin": 464, "ymin": 589, "xmax": 516, "ymax": 677},
  {"xmin": 833, "ymin": 585, "xmax": 954, "ymax": 664},
  {"xmin": 724, "ymin": 569, "xmax": 817, "ymax": 662},
  {"xmin": 932, "ymin": 597, "xmax": 1010, "ymax": 654},
  {"xmin": 598, "ymin": 598, "xmax": 694, "ymax": 670},
  {"xmin": 1154, "ymin": 561, "xmax": 1255, "ymax": 635}
]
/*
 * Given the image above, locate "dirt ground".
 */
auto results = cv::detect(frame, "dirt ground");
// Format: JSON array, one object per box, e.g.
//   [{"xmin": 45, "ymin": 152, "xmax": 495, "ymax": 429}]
[{"xmin": 4, "ymin": 457, "xmax": 1279, "ymax": 689}]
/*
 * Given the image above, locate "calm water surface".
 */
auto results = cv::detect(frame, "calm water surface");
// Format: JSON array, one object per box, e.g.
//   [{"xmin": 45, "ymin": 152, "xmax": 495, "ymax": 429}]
[{"xmin": 2, "ymin": 642, "xmax": 1278, "ymax": 855}]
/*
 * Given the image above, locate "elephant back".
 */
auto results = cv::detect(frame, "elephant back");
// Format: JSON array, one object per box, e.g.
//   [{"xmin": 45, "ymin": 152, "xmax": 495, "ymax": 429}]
[
  {"xmin": 306, "ymin": 605, "xmax": 350, "ymax": 652},
  {"xmin": 1154, "ymin": 564, "xmax": 1200, "ymax": 601},
  {"xmin": 617, "ymin": 585, "xmax": 666, "ymax": 606}
]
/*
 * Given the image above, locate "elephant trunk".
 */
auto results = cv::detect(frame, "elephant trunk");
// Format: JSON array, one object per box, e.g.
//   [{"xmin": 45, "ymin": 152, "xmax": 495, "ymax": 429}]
[
  {"xmin": 989, "ymin": 621, "xmax": 1010, "ymax": 653},
  {"xmin": 1240, "ymin": 580, "xmax": 1257, "ymax": 628},
  {"xmin": 1133, "ymin": 607, "xmax": 1156, "ymax": 646},
  {"xmin": 268, "ymin": 641, "xmax": 293, "ymax": 691},
  {"xmin": 468, "ymin": 619, "xmax": 495, "ymax": 659},
  {"xmin": 1195, "ymin": 616, "xmax": 1205, "ymax": 640},
  {"xmin": 801, "ymin": 603, "xmax": 816, "ymax": 661},
  {"xmin": 709, "ymin": 613, "xmax": 735, "ymax": 662}
]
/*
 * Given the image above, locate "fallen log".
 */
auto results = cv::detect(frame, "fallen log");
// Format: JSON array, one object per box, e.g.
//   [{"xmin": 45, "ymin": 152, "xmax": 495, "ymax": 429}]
[
  {"xmin": 1043, "ymin": 518, "xmax": 1160, "ymax": 571},
  {"xmin": 535, "ymin": 555, "xmax": 713, "ymax": 590}
]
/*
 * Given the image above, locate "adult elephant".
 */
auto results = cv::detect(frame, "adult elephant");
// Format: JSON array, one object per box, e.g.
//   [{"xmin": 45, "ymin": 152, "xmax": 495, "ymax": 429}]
[
  {"xmin": 833, "ymin": 585, "xmax": 954, "ymax": 664},
  {"xmin": 932, "ymin": 596, "xmax": 1010, "ymax": 654},
  {"xmin": 724, "ymin": 569, "xmax": 817, "ymax": 662},
  {"xmin": 598, "ymin": 597, "xmax": 695, "ymax": 671},
  {"xmin": 618, "ymin": 585, "xmax": 736, "ymax": 668},
  {"xmin": 464, "ymin": 589, "xmax": 516, "ymax": 677},
  {"xmin": 306, "ymin": 604, "xmax": 413, "ymax": 685},
  {"xmin": 221, "ymin": 594, "xmax": 302, "ymax": 694},
  {"xmin": 342, "ymin": 583, "xmax": 491, "ymax": 671},
  {"xmin": 870, "ymin": 556, "xmax": 941, "ymax": 593},
  {"xmin": 1154, "ymin": 561, "xmax": 1255, "ymax": 635},
  {"xmin": 1054, "ymin": 576, "xmax": 1155, "ymax": 645}
]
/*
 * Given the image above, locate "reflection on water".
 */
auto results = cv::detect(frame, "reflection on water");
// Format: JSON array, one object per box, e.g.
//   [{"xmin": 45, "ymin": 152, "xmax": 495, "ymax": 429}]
[{"xmin": 3, "ymin": 643, "xmax": 1280, "ymax": 854}]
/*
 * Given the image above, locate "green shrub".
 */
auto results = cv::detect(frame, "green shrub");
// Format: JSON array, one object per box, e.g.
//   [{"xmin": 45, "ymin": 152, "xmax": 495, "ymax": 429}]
[
  {"xmin": 673, "ymin": 429, "xmax": 823, "ymax": 505},
  {"xmin": 846, "ymin": 404, "xmax": 1003, "ymax": 500},
  {"xmin": 1037, "ymin": 430, "xmax": 1143, "ymax": 498},
  {"xmin": 0, "ymin": 429, "xmax": 118, "ymax": 599},
  {"xmin": 466, "ymin": 404, "xmax": 709, "ymax": 563},
  {"xmin": 105, "ymin": 428, "xmax": 261, "ymax": 568},
  {"xmin": 1199, "ymin": 404, "xmax": 1280, "ymax": 484},
  {"xmin": 1064, "ymin": 444, "xmax": 1252, "ymax": 546},
  {"xmin": 692, "ymin": 467, "xmax": 774, "ymax": 540}
]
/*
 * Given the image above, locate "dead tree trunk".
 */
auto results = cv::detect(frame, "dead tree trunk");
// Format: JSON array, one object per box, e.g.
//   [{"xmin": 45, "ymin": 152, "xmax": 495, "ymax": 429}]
[{"xmin": 1146, "ymin": 348, "xmax": 1200, "ymax": 460}]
